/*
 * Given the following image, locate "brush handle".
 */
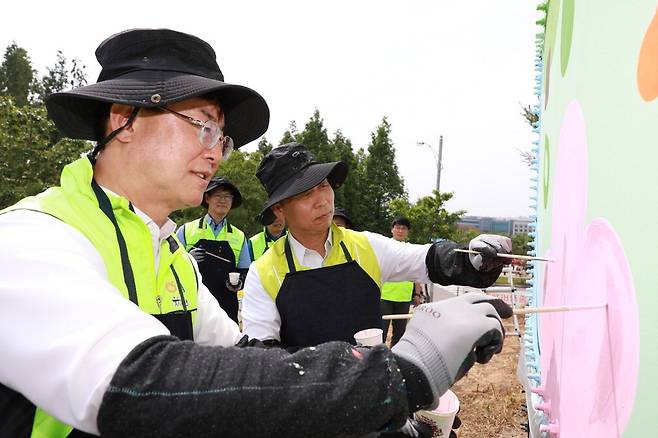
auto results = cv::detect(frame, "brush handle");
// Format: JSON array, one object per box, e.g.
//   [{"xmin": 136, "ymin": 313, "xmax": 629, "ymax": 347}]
[
  {"xmin": 453, "ymin": 248, "xmax": 555, "ymax": 262},
  {"xmin": 382, "ymin": 304, "xmax": 606, "ymax": 320}
]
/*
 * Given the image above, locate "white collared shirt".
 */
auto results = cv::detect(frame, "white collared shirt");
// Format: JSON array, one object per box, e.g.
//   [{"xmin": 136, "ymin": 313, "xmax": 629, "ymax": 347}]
[
  {"xmin": 0, "ymin": 205, "xmax": 242, "ymax": 434},
  {"xmin": 286, "ymin": 228, "xmax": 334, "ymax": 268},
  {"xmin": 242, "ymin": 229, "xmax": 432, "ymax": 342}
]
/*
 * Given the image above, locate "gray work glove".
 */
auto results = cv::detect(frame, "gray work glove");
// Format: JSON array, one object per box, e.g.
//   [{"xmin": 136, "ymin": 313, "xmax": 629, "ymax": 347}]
[
  {"xmin": 468, "ymin": 234, "xmax": 512, "ymax": 271},
  {"xmin": 392, "ymin": 293, "xmax": 513, "ymax": 409}
]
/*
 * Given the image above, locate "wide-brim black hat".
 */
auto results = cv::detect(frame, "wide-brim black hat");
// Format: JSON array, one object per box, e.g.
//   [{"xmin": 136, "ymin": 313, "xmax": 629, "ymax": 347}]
[
  {"xmin": 202, "ymin": 176, "xmax": 242, "ymax": 209},
  {"xmin": 256, "ymin": 143, "xmax": 348, "ymax": 225},
  {"xmin": 45, "ymin": 28, "xmax": 269, "ymax": 149},
  {"xmin": 333, "ymin": 207, "xmax": 355, "ymax": 229}
]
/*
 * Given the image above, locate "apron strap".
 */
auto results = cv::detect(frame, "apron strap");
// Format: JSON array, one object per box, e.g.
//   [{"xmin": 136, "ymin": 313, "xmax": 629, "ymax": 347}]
[
  {"xmin": 91, "ymin": 179, "xmax": 138, "ymax": 305},
  {"xmin": 284, "ymin": 237, "xmax": 355, "ymax": 273},
  {"xmin": 284, "ymin": 237, "xmax": 297, "ymax": 273},
  {"xmin": 339, "ymin": 241, "xmax": 353, "ymax": 262}
]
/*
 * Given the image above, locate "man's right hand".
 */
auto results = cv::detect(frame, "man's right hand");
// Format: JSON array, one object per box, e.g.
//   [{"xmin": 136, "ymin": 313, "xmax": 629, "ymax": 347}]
[{"xmin": 392, "ymin": 293, "xmax": 513, "ymax": 408}]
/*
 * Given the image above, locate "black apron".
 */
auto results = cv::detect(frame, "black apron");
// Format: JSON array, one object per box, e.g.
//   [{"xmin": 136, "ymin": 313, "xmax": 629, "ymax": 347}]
[
  {"xmin": 192, "ymin": 229, "xmax": 239, "ymax": 323},
  {"xmin": 275, "ymin": 237, "xmax": 382, "ymax": 348}
]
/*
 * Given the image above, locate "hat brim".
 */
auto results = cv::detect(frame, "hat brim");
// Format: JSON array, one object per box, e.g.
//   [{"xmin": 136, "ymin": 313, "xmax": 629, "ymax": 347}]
[
  {"xmin": 45, "ymin": 69, "xmax": 269, "ymax": 149},
  {"xmin": 201, "ymin": 180, "xmax": 243, "ymax": 209},
  {"xmin": 258, "ymin": 161, "xmax": 348, "ymax": 225}
]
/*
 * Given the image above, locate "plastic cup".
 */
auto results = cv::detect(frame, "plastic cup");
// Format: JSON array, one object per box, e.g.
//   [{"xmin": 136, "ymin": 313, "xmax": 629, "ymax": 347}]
[
  {"xmin": 228, "ymin": 272, "xmax": 240, "ymax": 285},
  {"xmin": 353, "ymin": 328, "xmax": 383, "ymax": 346},
  {"xmin": 414, "ymin": 389, "xmax": 460, "ymax": 437}
]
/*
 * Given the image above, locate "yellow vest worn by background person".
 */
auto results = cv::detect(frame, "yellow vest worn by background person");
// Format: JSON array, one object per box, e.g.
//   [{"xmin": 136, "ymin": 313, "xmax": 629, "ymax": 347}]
[
  {"xmin": 182, "ymin": 216, "xmax": 245, "ymax": 263},
  {"xmin": 253, "ymin": 224, "xmax": 381, "ymax": 301},
  {"xmin": 1, "ymin": 157, "xmax": 199, "ymax": 438},
  {"xmin": 381, "ymin": 281, "xmax": 414, "ymax": 302},
  {"xmin": 248, "ymin": 228, "xmax": 285, "ymax": 261}
]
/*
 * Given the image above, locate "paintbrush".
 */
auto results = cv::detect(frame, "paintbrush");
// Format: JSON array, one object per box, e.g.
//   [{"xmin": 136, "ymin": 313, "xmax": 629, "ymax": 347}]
[
  {"xmin": 453, "ymin": 248, "xmax": 555, "ymax": 262},
  {"xmin": 382, "ymin": 304, "xmax": 607, "ymax": 320}
]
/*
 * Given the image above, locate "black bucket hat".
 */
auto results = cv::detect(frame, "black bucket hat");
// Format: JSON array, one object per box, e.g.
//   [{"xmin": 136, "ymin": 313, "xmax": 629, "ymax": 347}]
[
  {"xmin": 256, "ymin": 143, "xmax": 348, "ymax": 225},
  {"xmin": 45, "ymin": 28, "xmax": 269, "ymax": 149},
  {"xmin": 202, "ymin": 176, "xmax": 242, "ymax": 209},
  {"xmin": 333, "ymin": 207, "xmax": 355, "ymax": 229}
]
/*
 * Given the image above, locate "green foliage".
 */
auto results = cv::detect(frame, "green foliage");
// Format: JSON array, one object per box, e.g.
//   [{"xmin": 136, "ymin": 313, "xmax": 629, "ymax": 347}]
[
  {"xmin": 0, "ymin": 43, "xmax": 36, "ymax": 106},
  {"xmin": 0, "ymin": 96, "xmax": 89, "ymax": 208},
  {"xmin": 389, "ymin": 191, "xmax": 465, "ymax": 244},
  {"xmin": 32, "ymin": 50, "xmax": 88, "ymax": 104},
  {"xmin": 361, "ymin": 118, "xmax": 406, "ymax": 234},
  {"xmin": 512, "ymin": 232, "xmax": 531, "ymax": 255},
  {"xmin": 257, "ymin": 136, "xmax": 273, "ymax": 155}
]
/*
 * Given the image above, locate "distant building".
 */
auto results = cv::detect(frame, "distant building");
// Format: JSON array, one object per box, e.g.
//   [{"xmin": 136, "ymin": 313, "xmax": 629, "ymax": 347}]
[{"xmin": 457, "ymin": 216, "xmax": 532, "ymax": 236}]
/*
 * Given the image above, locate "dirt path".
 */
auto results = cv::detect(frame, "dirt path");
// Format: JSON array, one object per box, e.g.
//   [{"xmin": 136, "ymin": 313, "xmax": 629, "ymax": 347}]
[{"xmin": 450, "ymin": 332, "xmax": 527, "ymax": 437}]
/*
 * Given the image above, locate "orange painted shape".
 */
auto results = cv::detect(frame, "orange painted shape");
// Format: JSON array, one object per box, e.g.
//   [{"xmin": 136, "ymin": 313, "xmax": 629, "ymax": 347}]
[{"xmin": 637, "ymin": 8, "xmax": 658, "ymax": 101}]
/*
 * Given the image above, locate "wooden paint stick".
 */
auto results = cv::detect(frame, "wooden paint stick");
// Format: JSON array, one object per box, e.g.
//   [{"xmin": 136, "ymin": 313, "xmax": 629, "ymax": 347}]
[
  {"xmin": 381, "ymin": 304, "xmax": 607, "ymax": 320},
  {"xmin": 453, "ymin": 248, "xmax": 555, "ymax": 262}
]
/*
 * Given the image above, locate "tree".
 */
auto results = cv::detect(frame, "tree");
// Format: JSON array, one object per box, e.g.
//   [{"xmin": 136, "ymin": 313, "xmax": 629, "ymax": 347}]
[
  {"xmin": 512, "ymin": 232, "xmax": 530, "ymax": 256},
  {"xmin": 257, "ymin": 136, "xmax": 273, "ymax": 155},
  {"xmin": 0, "ymin": 43, "xmax": 37, "ymax": 106},
  {"xmin": 361, "ymin": 117, "xmax": 406, "ymax": 234},
  {"xmin": 33, "ymin": 50, "xmax": 88, "ymax": 104},
  {"xmin": 389, "ymin": 191, "xmax": 464, "ymax": 244},
  {"xmin": 295, "ymin": 109, "xmax": 332, "ymax": 162},
  {"xmin": 0, "ymin": 96, "xmax": 89, "ymax": 208}
]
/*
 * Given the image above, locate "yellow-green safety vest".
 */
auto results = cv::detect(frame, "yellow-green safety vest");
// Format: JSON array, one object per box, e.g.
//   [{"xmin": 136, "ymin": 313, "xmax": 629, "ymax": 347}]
[
  {"xmin": 1, "ymin": 157, "xmax": 199, "ymax": 437},
  {"xmin": 381, "ymin": 281, "xmax": 414, "ymax": 302},
  {"xmin": 182, "ymin": 216, "xmax": 245, "ymax": 263},
  {"xmin": 252, "ymin": 224, "xmax": 382, "ymax": 301},
  {"xmin": 248, "ymin": 228, "xmax": 285, "ymax": 261}
]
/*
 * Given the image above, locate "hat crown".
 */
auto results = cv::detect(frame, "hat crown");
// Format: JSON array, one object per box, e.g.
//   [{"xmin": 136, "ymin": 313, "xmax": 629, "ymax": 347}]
[
  {"xmin": 256, "ymin": 143, "xmax": 318, "ymax": 195},
  {"xmin": 95, "ymin": 28, "xmax": 223, "ymax": 83}
]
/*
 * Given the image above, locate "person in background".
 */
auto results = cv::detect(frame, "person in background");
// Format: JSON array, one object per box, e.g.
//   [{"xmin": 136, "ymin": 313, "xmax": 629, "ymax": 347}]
[
  {"xmin": 248, "ymin": 214, "xmax": 286, "ymax": 262},
  {"xmin": 177, "ymin": 176, "xmax": 249, "ymax": 323},
  {"xmin": 0, "ymin": 28, "xmax": 513, "ymax": 438},
  {"xmin": 381, "ymin": 216, "xmax": 418, "ymax": 346},
  {"xmin": 332, "ymin": 206, "xmax": 355, "ymax": 229}
]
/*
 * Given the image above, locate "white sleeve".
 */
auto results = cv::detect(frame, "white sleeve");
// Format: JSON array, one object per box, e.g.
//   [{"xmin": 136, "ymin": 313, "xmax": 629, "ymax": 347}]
[
  {"xmin": 363, "ymin": 231, "xmax": 433, "ymax": 284},
  {"xmin": 189, "ymin": 254, "xmax": 243, "ymax": 346},
  {"xmin": 0, "ymin": 211, "xmax": 171, "ymax": 435},
  {"xmin": 241, "ymin": 265, "xmax": 281, "ymax": 342}
]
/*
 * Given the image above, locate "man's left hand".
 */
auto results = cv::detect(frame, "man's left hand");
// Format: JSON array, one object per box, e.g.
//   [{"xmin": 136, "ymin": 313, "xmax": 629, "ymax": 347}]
[{"xmin": 468, "ymin": 234, "xmax": 512, "ymax": 271}]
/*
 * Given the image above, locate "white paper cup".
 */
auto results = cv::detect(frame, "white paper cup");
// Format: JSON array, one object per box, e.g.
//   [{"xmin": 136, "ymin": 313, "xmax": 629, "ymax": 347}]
[
  {"xmin": 228, "ymin": 272, "xmax": 240, "ymax": 285},
  {"xmin": 414, "ymin": 389, "xmax": 460, "ymax": 437},
  {"xmin": 353, "ymin": 328, "xmax": 383, "ymax": 346}
]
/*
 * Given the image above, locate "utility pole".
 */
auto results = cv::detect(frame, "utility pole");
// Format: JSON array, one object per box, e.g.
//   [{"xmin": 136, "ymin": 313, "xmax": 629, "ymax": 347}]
[
  {"xmin": 436, "ymin": 135, "xmax": 443, "ymax": 193},
  {"xmin": 417, "ymin": 136, "xmax": 444, "ymax": 193}
]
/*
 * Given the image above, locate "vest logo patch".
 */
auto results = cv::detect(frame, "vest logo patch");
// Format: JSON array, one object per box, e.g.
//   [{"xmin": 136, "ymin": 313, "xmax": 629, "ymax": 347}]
[{"xmin": 165, "ymin": 281, "xmax": 177, "ymax": 293}]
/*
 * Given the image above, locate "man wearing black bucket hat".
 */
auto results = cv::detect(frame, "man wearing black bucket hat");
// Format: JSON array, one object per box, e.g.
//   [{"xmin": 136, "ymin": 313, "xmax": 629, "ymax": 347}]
[
  {"xmin": 176, "ymin": 176, "xmax": 249, "ymax": 323},
  {"xmin": 242, "ymin": 142, "xmax": 513, "ymax": 351},
  {"xmin": 333, "ymin": 206, "xmax": 355, "ymax": 229},
  {"xmin": 0, "ymin": 29, "xmax": 513, "ymax": 438}
]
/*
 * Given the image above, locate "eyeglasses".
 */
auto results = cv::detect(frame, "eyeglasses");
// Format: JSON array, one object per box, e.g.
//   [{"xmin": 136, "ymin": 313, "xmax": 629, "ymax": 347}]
[
  {"xmin": 210, "ymin": 193, "xmax": 234, "ymax": 202},
  {"xmin": 159, "ymin": 107, "xmax": 234, "ymax": 160}
]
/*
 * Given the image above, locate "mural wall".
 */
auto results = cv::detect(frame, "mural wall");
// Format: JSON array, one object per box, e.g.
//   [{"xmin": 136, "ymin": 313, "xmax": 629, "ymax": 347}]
[{"xmin": 521, "ymin": 1, "xmax": 658, "ymax": 437}]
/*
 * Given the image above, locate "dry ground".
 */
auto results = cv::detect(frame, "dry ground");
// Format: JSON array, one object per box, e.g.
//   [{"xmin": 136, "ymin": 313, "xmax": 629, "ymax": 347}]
[
  {"xmin": 386, "ymin": 322, "xmax": 528, "ymax": 437},
  {"xmin": 450, "ymin": 331, "xmax": 527, "ymax": 438}
]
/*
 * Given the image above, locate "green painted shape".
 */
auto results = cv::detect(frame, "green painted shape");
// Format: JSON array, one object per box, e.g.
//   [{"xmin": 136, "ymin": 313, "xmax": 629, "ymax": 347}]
[
  {"xmin": 542, "ymin": 134, "xmax": 550, "ymax": 210},
  {"xmin": 545, "ymin": 0, "xmax": 561, "ymax": 54},
  {"xmin": 560, "ymin": 0, "xmax": 575, "ymax": 76}
]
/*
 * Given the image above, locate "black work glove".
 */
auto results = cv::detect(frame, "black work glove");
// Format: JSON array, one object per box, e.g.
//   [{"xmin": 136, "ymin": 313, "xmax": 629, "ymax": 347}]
[
  {"xmin": 188, "ymin": 247, "xmax": 207, "ymax": 264},
  {"xmin": 225, "ymin": 271, "xmax": 245, "ymax": 292},
  {"xmin": 468, "ymin": 234, "xmax": 512, "ymax": 271}
]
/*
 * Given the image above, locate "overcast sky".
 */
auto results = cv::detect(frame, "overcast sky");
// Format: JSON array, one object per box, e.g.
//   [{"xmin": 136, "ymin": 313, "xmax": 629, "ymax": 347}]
[{"xmin": 2, "ymin": 1, "xmax": 539, "ymax": 218}]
